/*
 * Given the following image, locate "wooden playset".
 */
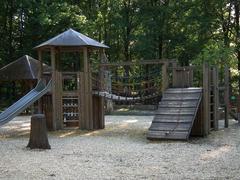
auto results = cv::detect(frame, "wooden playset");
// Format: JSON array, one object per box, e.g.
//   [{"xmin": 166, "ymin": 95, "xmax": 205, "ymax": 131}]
[{"xmin": 0, "ymin": 29, "xmax": 231, "ymax": 141}]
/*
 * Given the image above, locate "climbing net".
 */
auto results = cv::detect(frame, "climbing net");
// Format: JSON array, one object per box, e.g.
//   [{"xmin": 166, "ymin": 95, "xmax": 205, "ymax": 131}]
[{"xmin": 92, "ymin": 63, "xmax": 163, "ymax": 104}]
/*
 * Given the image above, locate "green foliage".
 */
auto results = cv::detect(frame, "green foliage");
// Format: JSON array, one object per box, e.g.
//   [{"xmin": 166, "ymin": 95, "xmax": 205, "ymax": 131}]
[
  {"xmin": 192, "ymin": 40, "xmax": 236, "ymax": 66},
  {"xmin": 0, "ymin": 0, "xmax": 238, "ymax": 73}
]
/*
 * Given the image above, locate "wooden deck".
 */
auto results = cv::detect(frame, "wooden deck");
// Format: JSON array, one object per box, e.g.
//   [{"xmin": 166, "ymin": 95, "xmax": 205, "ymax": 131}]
[{"xmin": 147, "ymin": 88, "xmax": 202, "ymax": 140}]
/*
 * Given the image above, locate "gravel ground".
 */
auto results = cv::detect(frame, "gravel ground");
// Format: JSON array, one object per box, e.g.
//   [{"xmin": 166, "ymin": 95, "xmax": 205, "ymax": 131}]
[{"xmin": 0, "ymin": 116, "xmax": 240, "ymax": 180}]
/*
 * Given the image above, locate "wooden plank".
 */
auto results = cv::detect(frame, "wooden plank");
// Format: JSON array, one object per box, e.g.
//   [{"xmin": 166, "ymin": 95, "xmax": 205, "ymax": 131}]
[
  {"xmin": 166, "ymin": 88, "xmax": 202, "ymax": 92},
  {"xmin": 50, "ymin": 47, "xmax": 57, "ymax": 130},
  {"xmin": 212, "ymin": 67, "xmax": 219, "ymax": 130},
  {"xmin": 79, "ymin": 72, "xmax": 85, "ymax": 129},
  {"xmin": 99, "ymin": 49, "xmax": 105, "ymax": 129},
  {"xmin": 37, "ymin": 50, "xmax": 43, "ymax": 113},
  {"xmin": 147, "ymin": 130, "xmax": 188, "ymax": 140},
  {"xmin": 83, "ymin": 47, "xmax": 90, "ymax": 129},
  {"xmin": 203, "ymin": 63, "xmax": 210, "ymax": 136},
  {"xmin": 159, "ymin": 101, "xmax": 198, "ymax": 108},
  {"xmin": 99, "ymin": 59, "xmax": 176, "ymax": 66},
  {"xmin": 191, "ymin": 100, "xmax": 204, "ymax": 136},
  {"xmin": 156, "ymin": 108, "xmax": 195, "ymax": 114},
  {"xmin": 172, "ymin": 66, "xmax": 194, "ymax": 88},
  {"xmin": 224, "ymin": 66, "xmax": 229, "ymax": 128},
  {"xmin": 58, "ymin": 71, "xmax": 63, "ymax": 129},
  {"xmin": 161, "ymin": 62, "xmax": 169, "ymax": 92},
  {"xmin": 153, "ymin": 114, "xmax": 193, "ymax": 122},
  {"xmin": 149, "ymin": 122, "xmax": 192, "ymax": 131},
  {"xmin": 163, "ymin": 93, "xmax": 201, "ymax": 99},
  {"xmin": 162, "ymin": 97, "xmax": 200, "ymax": 101},
  {"xmin": 88, "ymin": 65, "xmax": 93, "ymax": 130}
]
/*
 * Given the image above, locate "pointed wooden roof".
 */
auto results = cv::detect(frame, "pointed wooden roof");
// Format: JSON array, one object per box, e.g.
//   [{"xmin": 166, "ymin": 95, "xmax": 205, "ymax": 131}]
[
  {"xmin": 0, "ymin": 55, "xmax": 51, "ymax": 81},
  {"xmin": 35, "ymin": 28, "xmax": 109, "ymax": 49}
]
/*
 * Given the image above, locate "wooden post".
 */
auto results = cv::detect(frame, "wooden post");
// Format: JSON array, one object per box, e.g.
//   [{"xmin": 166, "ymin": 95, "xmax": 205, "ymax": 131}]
[
  {"xmin": 37, "ymin": 50, "xmax": 43, "ymax": 113},
  {"xmin": 88, "ymin": 51, "xmax": 93, "ymax": 130},
  {"xmin": 161, "ymin": 62, "xmax": 169, "ymax": 92},
  {"xmin": 172, "ymin": 62, "xmax": 177, "ymax": 87},
  {"xmin": 98, "ymin": 49, "xmax": 105, "ymax": 129},
  {"xmin": 83, "ymin": 47, "xmax": 93, "ymax": 130},
  {"xmin": 212, "ymin": 66, "xmax": 219, "ymax": 130},
  {"xmin": 78, "ymin": 72, "xmax": 85, "ymax": 129},
  {"xmin": 50, "ymin": 47, "xmax": 57, "ymax": 130},
  {"xmin": 203, "ymin": 63, "xmax": 210, "ymax": 136},
  {"xmin": 224, "ymin": 66, "xmax": 229, "ymax": 128}
]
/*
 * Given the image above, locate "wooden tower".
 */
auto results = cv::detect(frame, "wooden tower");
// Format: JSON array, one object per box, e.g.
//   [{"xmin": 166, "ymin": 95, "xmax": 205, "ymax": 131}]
[{"xmin": 35, "ymin": 28, "xmax": 109, "ymax": 130}]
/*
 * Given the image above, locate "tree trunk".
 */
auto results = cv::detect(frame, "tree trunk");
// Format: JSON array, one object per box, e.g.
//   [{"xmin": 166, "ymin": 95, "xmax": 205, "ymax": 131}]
[{"xmin": 27, "ymin": 114, "xmax": 51, "ymax": 149}]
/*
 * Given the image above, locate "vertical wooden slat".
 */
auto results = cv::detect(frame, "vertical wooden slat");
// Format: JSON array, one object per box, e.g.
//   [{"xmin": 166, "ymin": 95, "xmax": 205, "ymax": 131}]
[
  {"xmin": 224, "ymin": 66, "xmax": 229, "ymax": 128},
  {"xmin": 88, "ymin": 56, "xmax": 93, "ymax": 130},
  {"xmin": 189, "ymin": 68, "xmax": 193, "ymax": 87},
  {"xmin": 50, "ymin": 47, "xmax": 57, "ymax": 130},
  {"xmin": 59, "ymin": 71, "xmax": 63, "ymax": 129},
  {"xmin": 203, "ymin": 63, "xmax": 210, "ymax": 136},
  {"xmin": 83, "ymin": 47, "xmax": 91, "ymax": 129},
  {"xmin": 79, "ymin": 72, "xmax": 85, "ymax": 129},
  {"xmin": 212, "ymin": 67, "xmax": 219, "ymax": 130},
  {"xmin": 161, "ymin": 62, "xmax": 169, "ymax": 92},
  {"xmin": 172, "ymin": 62, "xmax": 177, "ymax": 87},
  {"xmin": 99, "ymin": 49, "xmax": 105, "ymax": 129},
  {"xmin": 37, "ymin": 50, "xmax": 43, "ymax": 113}
]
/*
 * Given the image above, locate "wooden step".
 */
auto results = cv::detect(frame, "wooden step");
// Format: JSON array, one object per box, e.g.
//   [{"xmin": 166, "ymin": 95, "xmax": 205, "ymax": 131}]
[
  {"xmin": 163, "ymin": 93, "xmax": 201, "ymax": 100},
  {"xmin": 155, "ymin": 112, "xmax": 195, "ymax": 116},
  {"xmin": 147, "ymin": 130, "xmax": 189, "ymax": 140},
  {"xmin": 165, "ymin": 88, "xmax": 202, "ymax": 93},
  {"xmin": 156, "ymin": 108, "xmax": 195, "ymax": 115},
  {"xmin": 153, "ymin": 115, "xmax": 193, "ymax": 123},
  {"xmin": 159, "ymin": 101, "xmax": 198, "ymax": 108},
  {"xmin": 149, "ymin": 122, "xmax": 191, "ymax": 131},
  {"xmin": 162, "ymin": 97, "xmax": 200, "ymax": 101}
]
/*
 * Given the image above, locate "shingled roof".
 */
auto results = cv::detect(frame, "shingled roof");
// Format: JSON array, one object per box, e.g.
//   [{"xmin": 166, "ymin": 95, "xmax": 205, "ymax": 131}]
[
  {"xmin": 35, "ymin": 28, "xmax": 109, "ymax": 49},
  {"xmin": 0, "ymin": 55, "xmax": 51, "ymax": 81}
]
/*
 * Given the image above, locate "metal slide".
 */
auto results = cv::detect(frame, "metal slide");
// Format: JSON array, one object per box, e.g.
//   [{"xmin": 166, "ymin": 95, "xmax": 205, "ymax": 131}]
[{"xmin": 0, "ymin": 79, "xmax": 52, "ymax": 126}]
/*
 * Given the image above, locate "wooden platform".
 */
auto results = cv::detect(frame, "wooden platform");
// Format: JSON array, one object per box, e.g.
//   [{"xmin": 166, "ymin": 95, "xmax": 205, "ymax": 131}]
[{"xmin": 147, "ymin": 88, "xmax": 202, "ymax": 140}]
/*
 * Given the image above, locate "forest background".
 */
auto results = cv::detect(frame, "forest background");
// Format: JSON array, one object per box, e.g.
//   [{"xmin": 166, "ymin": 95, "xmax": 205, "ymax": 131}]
[{"xmin": 0, "ymin": 0, "xmax": 239, "ymax": 92}]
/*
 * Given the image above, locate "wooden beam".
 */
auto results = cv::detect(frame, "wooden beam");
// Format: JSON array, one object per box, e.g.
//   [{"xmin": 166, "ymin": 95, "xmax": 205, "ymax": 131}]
[
  {"xmin": 161, "ymin": 62, "xmax": 169, "ymax": 92},
  {"xmin": 99, "ymin": 59, "xmax": 176, "ymax": 66},
  {"xmin": 224, "ymin": 66, "xmax": 229, "ymax": 128},
  {"xmin": 37, "ymin": 50, "xmax": 43, "ymax": 113},
  {"xmin": 212, "ymin": 67, "xmax": 219, "ymax": 130},
  {"xmin": 203, "ymin": 63, "xmax": 210, "ymax": 136},
  {"xmin": 99, "ymin": 49, "xmax": 105, "ymax": 129},
  {"xmin": 50, "ymin": 47, "xmax": 57, "ymax": 130}
]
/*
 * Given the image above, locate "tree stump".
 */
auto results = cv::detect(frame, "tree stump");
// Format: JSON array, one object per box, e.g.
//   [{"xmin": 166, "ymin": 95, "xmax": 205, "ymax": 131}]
[{"xmin": 27, "ymin": 114, "xmax": 51, "ymax": 149}]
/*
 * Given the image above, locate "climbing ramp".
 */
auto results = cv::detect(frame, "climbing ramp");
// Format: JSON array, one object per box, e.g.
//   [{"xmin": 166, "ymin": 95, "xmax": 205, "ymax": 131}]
[{"xmin": 147, "ymin": 88, "xmax": 202, "ymax": 140}]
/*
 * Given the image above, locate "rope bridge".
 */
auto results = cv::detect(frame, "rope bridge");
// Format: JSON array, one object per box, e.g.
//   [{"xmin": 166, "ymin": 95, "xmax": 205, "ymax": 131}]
[{"xmin": 91, "ymin": 66, "xmax": 163, "ymax": 103}]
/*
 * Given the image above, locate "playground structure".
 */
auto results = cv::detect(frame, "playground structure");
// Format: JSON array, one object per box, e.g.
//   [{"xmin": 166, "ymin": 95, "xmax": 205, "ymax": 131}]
[
  {"xmin": 0, "ymin": 55, "xmax": 51, "ymax": 113},
  {"xmin": 98, "ymin": 62, "xmax": 230, "ymax": 140},
  {"xmin": 0, "ymin": 28, "xmax": 231, "ymax": 140}
]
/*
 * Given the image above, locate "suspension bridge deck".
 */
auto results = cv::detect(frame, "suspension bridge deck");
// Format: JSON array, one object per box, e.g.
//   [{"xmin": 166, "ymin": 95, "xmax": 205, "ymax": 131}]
[{"xmin": 147, "ymin": 88, "xmax": 202, "ymax": 140}]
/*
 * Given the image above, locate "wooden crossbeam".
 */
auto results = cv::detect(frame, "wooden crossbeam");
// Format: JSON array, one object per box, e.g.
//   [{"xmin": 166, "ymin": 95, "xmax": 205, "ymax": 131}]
[{"xmin": 99, "ymin": 59, "xmax": 176, "ymax": 66}]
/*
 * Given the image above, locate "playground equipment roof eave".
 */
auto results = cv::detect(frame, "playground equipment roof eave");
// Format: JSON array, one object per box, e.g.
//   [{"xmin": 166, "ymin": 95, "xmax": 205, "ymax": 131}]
[
  {"xmin": 34, "ymin": 28, "xmax": 109, "ymax": 50},
  {"xmin": 0, "ymin": 55, "xmax": 51, "ymax": 81}
]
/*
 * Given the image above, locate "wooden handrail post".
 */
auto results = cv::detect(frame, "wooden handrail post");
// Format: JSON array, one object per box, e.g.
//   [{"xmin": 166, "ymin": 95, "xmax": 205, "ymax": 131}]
[
  {"xmin": 161, "ymin": 62, "xmax": 169, "ymax": 92},
  {"xmin": 224, "ymin": 66, "xmax": 229, "ymax": 128},
  {"xmin": 212, "ymin": 66, "xmax": 219, "ymax": 130},
  {"xmin": 203, "ymin": 63, "xmax": 210, "ymax": 136}
]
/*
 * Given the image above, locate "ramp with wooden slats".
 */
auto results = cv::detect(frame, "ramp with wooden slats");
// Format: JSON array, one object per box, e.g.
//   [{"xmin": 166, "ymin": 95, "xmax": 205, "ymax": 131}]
[{"xmin": 147, "ymin": 88, "xmax": 202, "ymax": 140}]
